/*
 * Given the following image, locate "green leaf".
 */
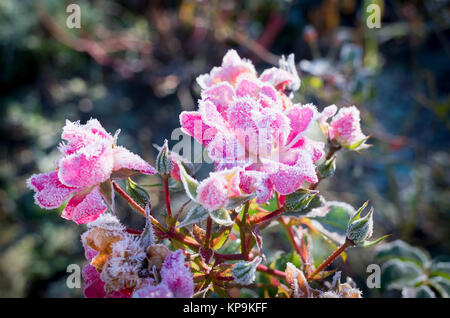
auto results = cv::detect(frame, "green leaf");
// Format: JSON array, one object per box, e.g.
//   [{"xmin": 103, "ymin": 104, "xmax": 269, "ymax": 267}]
[
  {"xmin": 176, "ymin": 205, "xmax": 208, "ymax": 228},
  {"xmin": 381, "ymin": 259, "xmax": 427, "ymax": 290},
  {"xmin": 283, "ymin": 194, "xmax": 325, "ymax": 217},
  {"xmin": 156, "ymin": 139, "xmax": 174, "ymax": 175},
  {"xmin": 272, "ymin": 251, "xmax": 301, "ymax": 272},
  {"xmin": 212, "ymin": 227, "xmax": 231, "ymax": 250},
  {"xmin": 284, "ymin": 189, "xmax": 319, "ymax": 212},
  {"xmin": 209, "ymin": 208, "xmax": 233, "ymax": 226},
  {"xmin": 225, "ymin": 193, "xmax": 256, "ymax": 210},
  {"xmin": 430, "ymin": 259, "xmax": 450, "ymax": 280},
  {"xmin": 178, "ymin": 163, "xmax": 199, "ymax": 201},
  {"xmin": 126, "ymin": 178, "xmax": 150, "ymax": 208},
  {"xmin": 309, "ymin": 201, "xmax": 354, "ymax": 245},
  {"xmin": 414, "ymin": 285, "xmax": 436, "ymax": 298},
  {"xmin": 428, "ymin": 276, "xmax": 450, "ymax": 298},
  {"xmin": 361, "ymin": 234, "xmax": 391, "ymax": 247},
  {"xmin": 232, "ymin": 257, "xmax": 262, "ymax": 285},
  {"xmin": 375, "ymin": 240, "xmax": 430, "ymax": 269}
]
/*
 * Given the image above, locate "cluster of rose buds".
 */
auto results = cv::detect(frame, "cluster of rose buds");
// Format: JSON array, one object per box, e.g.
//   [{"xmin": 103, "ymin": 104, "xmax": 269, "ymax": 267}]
[{"xmin": 27, "ymin": 49, "xmax": 387, "ymax": 298}]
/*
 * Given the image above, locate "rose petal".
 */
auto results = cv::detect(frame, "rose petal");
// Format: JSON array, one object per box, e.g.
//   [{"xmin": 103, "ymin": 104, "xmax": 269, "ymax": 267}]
[
  {"xmin": 160, "ymin": 250, "xmax": 194, "ymax": 298},
  {"xmin": 62, "ymin": 187, "xmax": 107, "ymax": 224},
  {"xmin": 113, "ymin": 146, "xmax": 156, "ymax": 175},
  {"xmin": 26, "ymin": 171, "xmax": 76, "ymax": 209}
]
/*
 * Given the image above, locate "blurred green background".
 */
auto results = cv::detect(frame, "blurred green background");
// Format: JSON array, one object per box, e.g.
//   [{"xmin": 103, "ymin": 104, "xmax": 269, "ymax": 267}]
[{"xmin": 0, "ymin": 0, "xmax": 449, "ymax": 297}]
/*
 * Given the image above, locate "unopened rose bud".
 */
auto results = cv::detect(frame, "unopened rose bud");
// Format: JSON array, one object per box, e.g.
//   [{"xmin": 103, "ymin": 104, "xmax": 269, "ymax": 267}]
[
  {"xmin": 146, "ymin": 244, "xmax": 171, "ymax": 270},
  {"xmin": 347, "ymin": 207, "xmax": 373, "ymax": 245},
  {"xmin": 156, "ymin": 139, "xmax": 174, "ymax": 175}
]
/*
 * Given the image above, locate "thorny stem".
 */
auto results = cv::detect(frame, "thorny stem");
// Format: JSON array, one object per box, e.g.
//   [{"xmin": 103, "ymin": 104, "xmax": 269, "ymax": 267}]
[
  {"xmin": 251, "ymin": 206, "xmax": 286, "ymax": 225},
  {"xmin": 162, "ymin": 175, "xmax": 173, "ymax": 219},
  {"xmin": 112, "ymin": 181, "xmax": 200, "ymax": 250},
  {"xmin": 308, "ymin": 238, "xmax": 354, "ymax": 280}
]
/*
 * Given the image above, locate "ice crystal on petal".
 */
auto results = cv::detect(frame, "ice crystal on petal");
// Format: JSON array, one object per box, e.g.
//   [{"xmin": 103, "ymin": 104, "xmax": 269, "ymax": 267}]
[
  {"xmin": 62, "ymin": 187, "xmax": 107, "ymax": 224},
  {"xmin": 160, "ymin": 249, "xmax": 194, "ymax": 298},
  {"xmin": 197, "ymin": 168, "xmax": 242, "ymax": 211},
  {"xmin": 113, "ymin": 146, "xmax": 157, "ymax": 175},
  {"xmin": 329, "ymin": 106, "xmax": 367, "ymax": 147},
  {"xmin": 26, "ymin": 171, "xmax": 76, "ymax": 209},
  {"xmin": 196, "ymin": 49, "xmax": 257, "ymax": 89}
]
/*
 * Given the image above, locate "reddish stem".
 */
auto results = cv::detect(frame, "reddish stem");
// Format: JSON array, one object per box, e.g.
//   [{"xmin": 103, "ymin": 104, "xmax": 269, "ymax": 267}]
[
  {"xmin": 214, "ymin": 253, "xmax": 249, "ymax": 261},
  {"xmin": 308, "ymin": 238, "xmax": 353, "ymax": 279},
  {"xmin": 251, "ymin": 206, "xmax": 286, "ymax": 225},
  {"xmin": 257, "ymin": 264, "xmax": 286, "ymax": 279},
  {"xmin": 112, "ymin": 181, "xmax": 200, "ymax": 250}
]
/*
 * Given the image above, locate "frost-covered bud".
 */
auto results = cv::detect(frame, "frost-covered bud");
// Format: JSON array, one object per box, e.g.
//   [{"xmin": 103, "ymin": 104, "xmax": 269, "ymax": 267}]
[
  {"xmin": 156, "ymin": 139, "xmax": 174, "ymax": 175},
  {"xmin": 346, "ymin": 202, "xmax": 374, "ymax": 245},
  {"xmin": 329, "ymin": 106, "xmax": 369, "ymax": 150},
  {"xmin": 232, "ymin": 256, "xmax": 262, "ymax": 285},
  {"xmin": 146, "ymin": 244, "xmax": 171, "ymax": 270}
]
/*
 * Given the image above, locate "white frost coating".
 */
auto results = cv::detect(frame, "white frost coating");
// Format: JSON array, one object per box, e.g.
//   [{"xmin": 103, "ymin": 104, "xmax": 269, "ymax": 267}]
[{"xmin": 232, "ymin": 256, "xmax": 262, "ymax": 285}]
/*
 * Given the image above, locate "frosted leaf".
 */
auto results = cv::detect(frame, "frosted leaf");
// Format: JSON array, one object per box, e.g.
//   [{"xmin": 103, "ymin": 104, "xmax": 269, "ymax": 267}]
[
  {"xmin": 232, "ymin": 256, "xmax": 262, "ymax": 285},
  {"xmin": 176, "ymin": 205, "xmax": 209, "ymax": 229}
]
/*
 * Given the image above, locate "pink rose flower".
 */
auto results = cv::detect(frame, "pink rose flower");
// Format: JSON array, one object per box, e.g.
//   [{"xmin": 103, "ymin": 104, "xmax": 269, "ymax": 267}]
[
  {"xmin": 319, "ymin": 105, "xmax": 369, "ymax": 148},
  {"xmin": 180, "ymin": 52, "xmax": 323, "ymax": 201},
  {"xmin": 27, "ymin": 119, "xmax": 156, "ymax": 224}
]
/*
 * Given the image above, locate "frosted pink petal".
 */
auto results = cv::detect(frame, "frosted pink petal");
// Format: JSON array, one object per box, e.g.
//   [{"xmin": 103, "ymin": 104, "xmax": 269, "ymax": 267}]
[
  {"xmin": 60, "ymin": 119, "xmax": 113, "ymax": 155},
  {"xmin": 196, "ymin": 49, "xmax": 257, "ymax": 89},
  {"xmin": 27, "ymin": 171, "xmax": 76, "ymax": 209},
  {"xmin": 179, "ymin": 111, "xmax": 217, "ymax": 146},
  {"xmin": 228, "ymin": 98, "xmax": 259, "ymax": 133},
  {"xmin": 58, "ymin": 142, "xmax": 114, "ymax": 188},
  {"xmin": 285, "ymin": 105, "xmax": 315, "ymax": 148},
  {"xmin": 62, "ymin": 186, "xmax": 107, "ymax": 224},
  {"xmin": 239, "ymin": 170, "xmax": 273, "ymax": 204},
  {"xmin": 112, "ymin": 146, "xmax": 156, "ymax": 175},
  {"xmin": 160, "ymin": 250, "xmax": 194, "ymax": 298},
  {"xmin": 235, "ymin": 79, "xmax": 261, "ymax": 98},
  {"xmin": 207, "ymin": 132, "xmax": 246, "ymax": 165},
  {"xmin": 259, "ymin": 67, "xmax": 295, "ymax": 90},
  {"xmin": 329, "ymin": 106, "xmax": 367, "ymax": 146},
  {"xmin": 201, "ymin": 82, "xmax": 235, "ymax": 118},
  {"xmin": 197, "ymin": 175, "xmax": 229, "ymax": 211},
  {"xmin": 266, "ymin": 151, "xmax": 318, "ymax": 195},
  {"xmin": 82, "ymin": 264, "xmax": 106, "ymax": 298},
  {"xmin": 198, "ymin": 100, "xmax": 228, "ymax": 132}
]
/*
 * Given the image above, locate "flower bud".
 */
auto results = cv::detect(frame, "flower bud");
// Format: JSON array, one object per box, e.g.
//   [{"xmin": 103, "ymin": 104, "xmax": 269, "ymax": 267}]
[
  {"xmin": 156, "ymin": 139, "xmax": 174, "ymax": 175},
  {"xmin": 346, "ymin": 201, "xmax": 373, "ymax": 245}
]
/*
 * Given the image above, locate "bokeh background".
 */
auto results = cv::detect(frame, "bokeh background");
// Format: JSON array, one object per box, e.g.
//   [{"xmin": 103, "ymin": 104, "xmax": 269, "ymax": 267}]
[{"xmin": 0, "ymin": 0, "xmax": 449, "ymax": 297}]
